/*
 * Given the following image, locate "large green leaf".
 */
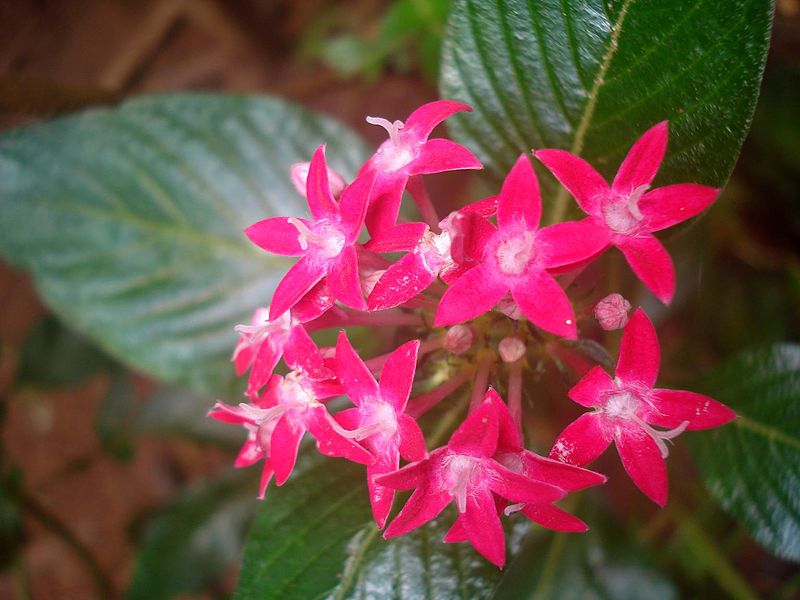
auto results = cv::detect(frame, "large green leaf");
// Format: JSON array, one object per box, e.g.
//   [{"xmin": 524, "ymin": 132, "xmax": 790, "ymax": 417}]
[
  {"xmin": 440, "ymin": 0, "xmax": 774, "ymax": 219},
  {"xmin": 691, "ymin": 344, "xmax": 800, "ymax": 562},
  {"xmin": 235, "ymin": 454, "xmax": 504, "ymax": 600},
  {"xmin": 494, "ymin": 513, "xmax": 677, "ymax": 600},
  {"xmin": 0, "ymin": 95, "xmax": 369, "ymax": 396}
]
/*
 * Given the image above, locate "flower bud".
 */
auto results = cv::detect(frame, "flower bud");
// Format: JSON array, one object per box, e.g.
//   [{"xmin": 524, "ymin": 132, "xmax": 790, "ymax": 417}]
[
  {"xmin": 496, "ymin": 296, "xmax": 523, "ymax": 320},
  {"xmin": 594, "ymin": 293, "xmax": 632, "ymax": 330},
  {"xmin": 444, "ymin": 324, "xmax": 475, "ymax": 355},
  {"xmin": 499, "ymin": 336, "xmax": 526, "ymax": 363},
  {"xmin": 290, "ymin": 162, "xmax": 347, "ymax": 199}
]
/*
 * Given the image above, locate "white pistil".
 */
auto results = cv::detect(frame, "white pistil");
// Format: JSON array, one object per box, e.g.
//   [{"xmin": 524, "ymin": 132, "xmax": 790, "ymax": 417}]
[
  {"xmin": 443, "ymin": 454, "xmax": 479, "ymax": 513},
  {"xmin": 366, "ymin": 116, "xmax": 405, "ymax": 146},
  {"xmin": 495, "ymin": 232, "xmax": 535, "ymax": 276},
  {"xmin": 603, "ymin": 391, "xmax": 690, "ymax": 458}
]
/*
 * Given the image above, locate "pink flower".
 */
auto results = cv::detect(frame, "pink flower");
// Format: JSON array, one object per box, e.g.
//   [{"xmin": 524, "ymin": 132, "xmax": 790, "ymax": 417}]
[
  {"xmin": 445, "ymin": 388, "xmax": 606, "ymax": 541},
  {"xmin": 366, "ymin": 210, "xmax": 492, "ymax": 311},
  {"xmin": 377, "ymin": 389, "xmax": 566, "ymax": 567},
  {"xmin": 594, "ymin": 293, "xmax": 632, "ymax": 331},
  {"xmin": 209, "ymin": 331, "xmax": 373, "ymax": 498},
  {"xmin": 360, "ymin": 100, "xmax": 482, "ymax": 233},
  {"xmin": 535, "ymin": 122, "xmax": 719, "ymax": 304},
  {"xmin": 434, "ymin": 155, "xmax": 609, "ymax": 338},
  {"xmin": 550, "ymin": 308, "xmax": 736, "ymax": 505},
  {"xmin": 245, "ymin": 145, "xmax": 374, "ymax": 319},
  {"xmin": 333, "ymin": 332, "xmax": 427, "ymax": 528},
  {"xmin": 232, "ymin": 282, "xmax": 336, "ymax": 396},
  {"xmin": 290, "ymin": 161, "xmax": 346, "ymax": 199}
]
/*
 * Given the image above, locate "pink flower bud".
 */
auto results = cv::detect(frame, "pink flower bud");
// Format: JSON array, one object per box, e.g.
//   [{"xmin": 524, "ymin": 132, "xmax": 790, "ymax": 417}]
[
  {"xmin": 495, "ymin": 296, "xmax": 523, "ymax": 320},
  {"xmin": 444, "ymin": 325, "xmax": 475, "ymax": 355},
  {"xmin": 594, "ymin": 293, "xmax": 632, "ymax": 330},
  {"xmin": 290, "ymin": 162, "xmax": 346, "ymax": 199},
  {"xmin": 499, "ymin": 336, "xmax": 526, "ymax": 363}
]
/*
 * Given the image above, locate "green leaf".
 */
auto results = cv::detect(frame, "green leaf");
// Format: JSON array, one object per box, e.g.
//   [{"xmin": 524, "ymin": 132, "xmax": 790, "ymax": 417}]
[
  {"xmin": 127, "ymin": 470, "xmax": 257, "ymax": 600},
  {"xmin": 236, "ymin": 454, "xmax": 503, "ymax": 600},
  {"xmin": 440, "ymin": 0, "xmax": 774, "ymax": 219},
  {"xmin": 137, "ymin": 385, "xmax": 246, "ymax": 448},
  {"xmin": 0, "ymin": 94, "xmax": 369, "ymax": 396},
  {"xmin": 690, "ymin": 343, "xmax": 800, "ymax": 562},
  {"xmin": 494, "ymin": 515, "xmax": 678, "ymax": 600}
]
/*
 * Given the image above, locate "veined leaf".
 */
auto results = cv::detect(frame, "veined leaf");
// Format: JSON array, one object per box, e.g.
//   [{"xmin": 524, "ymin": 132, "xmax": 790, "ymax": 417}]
[
  {"xmin": 440, "ymin": 0, "xmax": 774, "ymax": 219},
  {"xmin": 690, "ymin": 343, "xmax": 800, "ymax": 562},
  {"xmin": 0, "ymin": 95, "xmax": 369, "ymax": 396}
]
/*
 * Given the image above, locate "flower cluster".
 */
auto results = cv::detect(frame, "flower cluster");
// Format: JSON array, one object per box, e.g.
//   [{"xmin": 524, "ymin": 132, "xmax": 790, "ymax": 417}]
[{"xmin": 210, "ymin": 101, "xmax": 736, "ymax": 567}]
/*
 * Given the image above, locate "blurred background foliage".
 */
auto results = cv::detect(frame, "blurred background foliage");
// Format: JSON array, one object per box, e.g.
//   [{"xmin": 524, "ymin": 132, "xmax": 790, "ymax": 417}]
[{"xmin": 0, "ymin": 0, "xmax": 798, "ymax": 598}]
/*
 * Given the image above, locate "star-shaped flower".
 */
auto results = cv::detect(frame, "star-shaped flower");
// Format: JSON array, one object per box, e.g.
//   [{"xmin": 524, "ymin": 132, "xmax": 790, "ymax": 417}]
[
  {"xmin": 245, "ymin": 145, "xmax": 373, "ymax": 319},
  {"xmin": 535, "ymin": 122, "xmax": 720, "ymax": 304},
  {"xmin": 360, "ymin": 100, "xmax": 482, "ymax": 234},
  {"xmin": 209, "ymin": 329, "xmax": 372, "ymax": 498},
  {"xmin": 377, "ymin": 389, "xmax": 565, "ymax": 567},
  {"xmin": 334, "ymin": 332, "xmax": 427, "ymax": 528},
  {"xmin": 434, "ymin": 154, "xmax": 609, "ymax": 338},
  {"xmin": 550, "ymin": 308, "xmax": 736, "ymax": 505},
  {"xmin": 444, "ymin": 389, "xmax": 606, "ymax": 542}
]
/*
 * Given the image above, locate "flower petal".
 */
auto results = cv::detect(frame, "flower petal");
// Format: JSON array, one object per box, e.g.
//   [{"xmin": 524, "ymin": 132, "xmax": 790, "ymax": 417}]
[
  {"xmin": 375, "ymin": 456, "xmax": 432, "ymax": 490},
  {"xmin": 511, "ymin": 270, "xmax": 576, "ymax": 339},
  {"xmin": 403, "ymin": 99, "xmax": 472, "ymax": 140},
  {"xmin": 616, "ymin": 233, "xmax": 676, "ymax": 304},
  {"xmin": 534, "ymin": 149, "xmax": 608, "ymax": 216},
  {"xmin": 615, "ymin": 424, "xmax": 668, "ymax": 506},
  {"xmin": 335, "ymin": 331, "xmax": 379, "ymax": 406},
  {"xmin": 522, "ymin": 452, "xmax": 607, "ymax": 491},
  {"xmin": 283, "ymin": 326, "xmax": 332, "ymax": 380},
  {"xmin": 244, "ymin": 217, "xmax": 306, "ymax": 256},
  {"xmin": 379, "ymin": 340, "xmax": 420, "ymax": 412},
  {"xmin": 308, "ymin": 406, "xmax": 373, "ymax": 465},
  {"xmin": 463, "ymin": 487, "xmax": 506, "ymax": 568},
  {"xmin": 269, "ymin": 257, "xmax": 326, "ymax": 320},
  {"xmin": 408, "ymin": 138, "xmax": 482, "ymax": 175},
  {"xmin": 616, "ymin": 308, "xmax": 660, "ymax": 388},
  {"xmin": 234, "ymin": 437, "xmax": 263, "ymax": 468},
  {"xmin": 521, "ymin": 504, "xmax": 588, "ymax": 532},
  {"xmin": 612, "ymin": 121, "xmax": 669, "ymax": 194},
  {"xmin": 271, "ymin": 416, "xmax": 305, "ymax": 485},
  {"xmin": 550, "ymin": 413, "xmax": 612, "ymax": 466},
  {"xmin": 639, "ymin": 184, "xmax": 719, "ymax": 232},
  {"xmin": 397, "ymin": 413, "xmax": 427, "ymax": 462},
  {"xmin": 367, "ymin": 459, "xmax": 399, "ymax": 529},
  {"xmin": 257, "ymin": 463, "xmax": 275, "ymax": 499},
  {"xmin": 434, "ymin": 262, "xmax": 508, "ymax": 326},
  {"xmin": 497, "ymin": 154, "xmax": 541, "ymax": 231},
  {"xmin": 338, "ymin": 173, "xmax": 374, "ymax": 243},
  {"xmin": 569, "ymin": 365, "xmax": 616, "ymax": 408},
  {"xmin": 305, "ymin": 145, "xmax": 339, "ymax": 221},
  {"xmin": 383, "ymin": 486, "xmax": 451, "ymax": 538},
  {"xmin": 365, "ymin": 173, "xmax": 408, "ymax": 235},
  {"xmin": 448, "ymin": 394, "xmax": 500, "ymax": 457},
  {"xmin": 647, "ymin": 389, "xmax": 736, "ymax": 430},
  {"xmin": 488, "ymin": 463, "xmax": 565, "ymax": 504},
  {"xmin": 537, "ymin": 220, "xmax": 610, "ymax": 269},
  {"xmin": 365, "ymin": 222, "xmax": 428, "ymax": 253},
  {"xmin": 247, "ymin": 338, "xmax": 284, "ymax": 394},
  {"xmin": 368, "ymin": 252, "xmax": 438, "ymax": 311},
  {"xmin": 327, "ymin": 246, "xmax": 367, "ymax": 310}
]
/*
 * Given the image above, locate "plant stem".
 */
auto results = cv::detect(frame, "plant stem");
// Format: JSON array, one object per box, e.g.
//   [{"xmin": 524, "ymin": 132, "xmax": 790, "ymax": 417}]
[
  {"xmin": 507, "ymin": 359, "xmax": 523, "ymax": 431},
  {"xmin": 407, "ymin": 368, "xmax": 472, "ymax": 418},
  {"xmin": 469, "ymin": 351, "xmax": 493, "ymax": 411}
]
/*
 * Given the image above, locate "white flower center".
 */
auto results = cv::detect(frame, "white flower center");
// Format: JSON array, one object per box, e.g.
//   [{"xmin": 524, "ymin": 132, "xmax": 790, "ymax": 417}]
[
  {"xmin": 602, "ymin": 389, "xmax": 690, "ymax": 459},
  {"xmin": 442, "ymin": 454, "xmax": 480, "ymax": 513},
  {"xmin": 340, "ymin": 400, "xmax": 398, "ymax": 443},
  {"xmin": 419, "ymin": 229, "xmax": 452, "ymax": 275},
  {"xmin": 366, "ymin": 116, "xmax": 416, "ymax": 171},
  {"xmin": 602, "ymin": 184, "xmax": 649, "ymax": 234},
  {"xmin": 495, "ymin": 232, "xmax": 535, "ymax": 276},
  {"xmin": 289, "ymin": 217, "xmax": 346, "ymax": 259}
]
